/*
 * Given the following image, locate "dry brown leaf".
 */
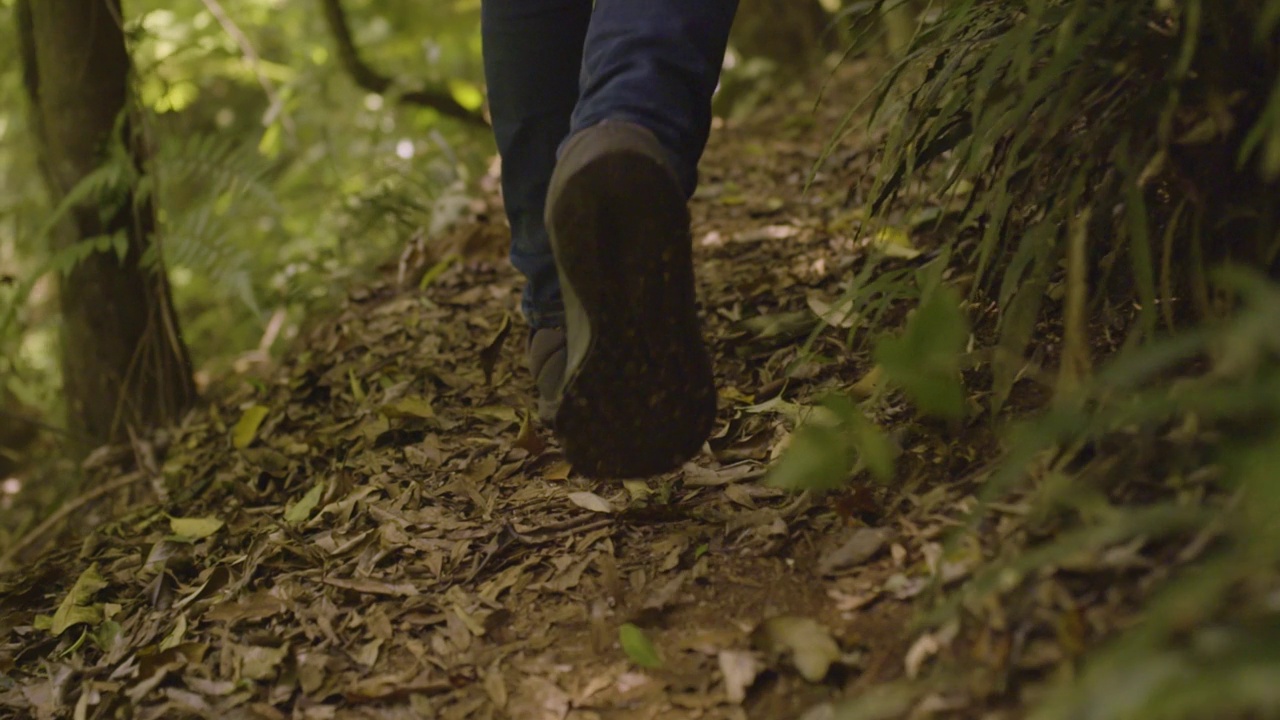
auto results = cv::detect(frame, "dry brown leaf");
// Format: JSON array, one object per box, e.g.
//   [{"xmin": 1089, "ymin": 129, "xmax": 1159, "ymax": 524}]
[{"xmin": 567, "ymin": 491, "xmax": 615, "ymax": 514}]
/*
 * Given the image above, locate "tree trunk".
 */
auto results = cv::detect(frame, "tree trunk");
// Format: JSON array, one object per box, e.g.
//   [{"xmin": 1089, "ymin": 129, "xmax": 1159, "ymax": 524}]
[{"xmin": 18, "ymin": 0, "xmax": 195, "ymax": 449}]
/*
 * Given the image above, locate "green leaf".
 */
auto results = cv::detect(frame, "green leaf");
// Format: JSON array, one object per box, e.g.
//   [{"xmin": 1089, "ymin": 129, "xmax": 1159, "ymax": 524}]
[
  {"xmin": 169, "ymin": 516, "xmax": 224, "ymax": 540},
  {"xmin": 50, "ymin": 564, "xmax": 108, "ymax": 636},
  {"xmin": 767, "ymin": 394, "xmax": 896, "ymax": 492},
  {"xmin": 619, "ymin": 623, "xmax": 664, "ymax": 669},
  {"xmin": 232, "ymin": 405, "xmax": 270, "ymax": 449},
  {"xmin": 874, "ymin": 287, "xmax": 969, "ymax": 420},
  {"xmin": 285, "ymin": 482, "xmax": 325, "ymax": 524},
  {"xmin": 767, "ymin": 419, "xmax": 855, "ymax": 492}
]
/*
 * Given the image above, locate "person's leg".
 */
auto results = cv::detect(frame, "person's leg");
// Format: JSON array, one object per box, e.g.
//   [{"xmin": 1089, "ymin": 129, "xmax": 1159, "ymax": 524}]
[
  {"xmin": 544, "ymin": 1, "xmax": 739, "ymax": 478},
  {"xmin": 480, "ymin": 0, "xmax": 591, "ymax": 330},
  {"xmin": 570, "ymin": 0, "xmax": 739, "ymax": 196}
]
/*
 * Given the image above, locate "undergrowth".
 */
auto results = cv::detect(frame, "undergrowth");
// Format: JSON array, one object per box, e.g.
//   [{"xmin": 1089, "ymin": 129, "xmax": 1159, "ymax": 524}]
[{"xmin": 781, "ymin": 1, "xmax": 1280, "ymax": 717}]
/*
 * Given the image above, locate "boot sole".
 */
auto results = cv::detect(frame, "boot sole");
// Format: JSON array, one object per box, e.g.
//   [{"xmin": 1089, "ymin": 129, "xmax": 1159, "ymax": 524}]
[{"xmin": 546, "ymin": 124, "xmax": 716, "ymax": 478}]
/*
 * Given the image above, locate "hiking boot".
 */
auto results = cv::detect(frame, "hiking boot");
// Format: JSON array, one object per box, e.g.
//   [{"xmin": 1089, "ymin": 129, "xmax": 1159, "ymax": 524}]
[
  {"xmin": 528, "ymin": 326, "xmax": 567, "ymax": 423},
  {"xmin": 545, "ymin": 120, "xmax": 717, "ymax": 478}
]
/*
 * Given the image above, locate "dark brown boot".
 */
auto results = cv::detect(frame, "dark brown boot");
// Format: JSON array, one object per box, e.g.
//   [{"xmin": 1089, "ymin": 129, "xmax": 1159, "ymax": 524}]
[{"xmin": 545, "ymin": 120, "xmax": 716, "ymax": 478}]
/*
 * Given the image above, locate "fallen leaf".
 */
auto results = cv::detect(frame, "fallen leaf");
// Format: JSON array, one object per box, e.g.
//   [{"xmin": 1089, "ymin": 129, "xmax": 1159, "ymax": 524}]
[
  {"xmin": 718, "ymin": 650, "xmax": 761, "ymax": 704},
  {"xmin": 620, "ymin": 623, "xmax": 663, "ymax": 669},
  {"xmin": 513, "ymin": 412, "xmax": 545, "ymax": 455},
  {"xmin": 159, "ymin": 614, "xmax": 187, "ymax": 651},
  {"xmin": 544, "ymin": 460, "xmax": 573, "ymax": 481},
  {"xmin": 285, "ymin": 482, "xmax": 325, "ymax": 524},
  {"xmin": 169, "ymin": 516, "xmax": 224, "ymax": 540},
  {"xmin": 322, "ymin": 577, "xmax": 419, "ymax": 597},
  {"xmin": 238, "ymin": 644, "xmax": 288, "ymax": 681},
  {"xmin": 734, "ymin": 224, "xmax": 801, "ymax": 243},
  {"xmin": 354, "ymin": 637, "xmax": 382, "ymax": 667},
  {"xmin": 807, "ymin": 294, "xmax": 861, "ymax": 329},
  {"xmin": 753, "ymin": 616, "xmax": 842, "ymax": 682},
  {"xmin": 868, "ymin": 226, "xmax": 921, "ymax": 259},
  {"xmin": 883, "ymin": 573, "xmax": 930, "ymax": 600},
  {"xmin": 380, "ymin": 396, "xmax": 436, "ymax": 420},
  {"xmin": 50, "ymin": 564, "xmax": 108, "ymax": 636},
  {"xmin": 472, "ymin": 405, "xmax": 520, "ymax": 424},
  {"xmin": 232, "ymin": 405, "xmax": 270, "ymax": 449},
  {"xmin": 904, "ymin": 622, "xmax": 959, "ymax": 679},
  {"xmin": 819, "ymin": 528, "xmax": 888, "ymax": 575},
  {"xmin": 568, "ymin": 491, "xmax": 615, "ymax": 514},
  {"xmin": 623, "ymin": 480, "xmax": 652, "ymax": 502},
  {"xmin": 479, "ymin": 313, "xmax": 513, "ymax": 385}
]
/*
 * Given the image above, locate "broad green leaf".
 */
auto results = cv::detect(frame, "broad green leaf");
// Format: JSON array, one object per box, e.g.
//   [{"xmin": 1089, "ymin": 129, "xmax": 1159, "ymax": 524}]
[
  {"xmin": 50, "ymin": 564, "xmax": 108, "ymax": 636},
  {"xmin": 285, "ymin": 482, "xmax": 325, "ymax": 524},
  {"xmin": 767, "ymin": 421, "xmax": 855, "ymax": 493},
  {"xmin": 874, "ymin": 288, "xmax": 969, "ymax": 420},
  {"xmin": 767, "ymin": 394, "xmax": 896, "ymax": 492},
  {"xmin": 620, "ymin": 623, "xmax": 663, "ymax": 669},
  {"xmin": 169, "ymin": 516, "xmax": 224, "ymax": 540},
  {"xmin": 232, "ymin": 405, "xmax": 270, "ymax": 449}
]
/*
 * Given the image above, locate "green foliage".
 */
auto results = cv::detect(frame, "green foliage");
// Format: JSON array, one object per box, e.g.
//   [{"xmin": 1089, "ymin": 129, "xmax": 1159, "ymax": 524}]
[
  {"xmin": 805, "ymin": 2, "xmax": 1280, "ymax": 716},
  {"xmin": 767, "ymin": 393, "xmax": 896, "ymax": 491},
  {"xmin": 1, "ymin": 0, "xmax": 493, "ymax": 406},
  {"xmin": 873, "ymin": 284, "xmax": 969, "ymax": 420},
  {"xmin": 859, "ymin": 0, "xmax": 1280, "ymax": 384},
  {"xmin": 969, "ymin": 270, "xmax": 1279, "ymax": 720}
]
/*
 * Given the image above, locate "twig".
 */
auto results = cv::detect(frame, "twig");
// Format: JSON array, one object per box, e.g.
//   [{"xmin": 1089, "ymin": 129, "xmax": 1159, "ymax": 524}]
[
  {"xmin": 0, "ymin": 472, "xmax": 147, "ymax": 570},
  {"xmin": 317, "ymin": 0, "xmax": 488, "ymax": 127}
]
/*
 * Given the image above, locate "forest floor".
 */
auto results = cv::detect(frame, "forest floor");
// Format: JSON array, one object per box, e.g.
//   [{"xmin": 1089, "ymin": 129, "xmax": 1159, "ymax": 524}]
[{"xmin": 0, "ymin": 59, "xmax": 1137, "ymax": 720}]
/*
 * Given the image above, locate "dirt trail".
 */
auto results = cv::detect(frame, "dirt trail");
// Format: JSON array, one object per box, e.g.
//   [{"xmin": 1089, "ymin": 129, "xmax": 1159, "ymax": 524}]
[{"xmin": 0, "ymin": 60, "xmax": 987, "ymax": 720}]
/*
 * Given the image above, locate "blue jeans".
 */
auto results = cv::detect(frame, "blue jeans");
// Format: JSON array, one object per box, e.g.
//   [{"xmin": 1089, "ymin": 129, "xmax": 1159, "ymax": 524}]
[{"xmin": 481, "ymin": 0, "xmax": 738, "ymax": 330}]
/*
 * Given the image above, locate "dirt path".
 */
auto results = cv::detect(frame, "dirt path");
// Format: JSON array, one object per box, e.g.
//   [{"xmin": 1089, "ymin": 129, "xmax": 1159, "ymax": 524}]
[{"xmin": 0, "ymin": 60, "xmax": 989, "ymax": 720}]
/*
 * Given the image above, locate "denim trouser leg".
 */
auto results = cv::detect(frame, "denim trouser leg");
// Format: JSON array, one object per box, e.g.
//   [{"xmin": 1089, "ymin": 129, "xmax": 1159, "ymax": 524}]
[
  {"xmin": 481, "ymin": 0, "xmax": 590, "ymax": 330},
  {"xmin": 573, "ymin": 0, "xmax": 739, "ymax": 198},
  {"xmin": 481, "ymin": 0, "xmax": 738, "ymax": 329}
]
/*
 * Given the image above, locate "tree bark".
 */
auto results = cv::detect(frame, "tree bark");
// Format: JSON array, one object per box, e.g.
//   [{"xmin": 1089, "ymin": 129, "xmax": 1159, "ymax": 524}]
[{"xmin": 19, "ymin": 0, "xmax": 195, "ymax": 449}]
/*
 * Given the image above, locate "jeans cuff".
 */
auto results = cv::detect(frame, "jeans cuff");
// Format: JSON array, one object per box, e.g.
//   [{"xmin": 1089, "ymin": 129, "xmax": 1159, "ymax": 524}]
[{"xmin": 523, "ymin": 305, "xmax": 566, "ymax": 331}]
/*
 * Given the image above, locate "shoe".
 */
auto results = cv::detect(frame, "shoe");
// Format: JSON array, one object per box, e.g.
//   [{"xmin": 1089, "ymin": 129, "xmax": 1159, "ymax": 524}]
[
  {"xmin": 544, "ymin": 120, "xmax": 716, "ymax": 478},
  {"xmin": 528, "ymin": 327, "xmax": 567, "ymax": 423}
]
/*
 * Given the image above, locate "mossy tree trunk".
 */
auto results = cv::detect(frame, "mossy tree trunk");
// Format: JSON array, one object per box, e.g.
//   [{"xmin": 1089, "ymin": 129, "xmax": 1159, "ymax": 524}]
[{"xmin": 17, "ymin": 0, "xmax": 195, "ymax": 449}]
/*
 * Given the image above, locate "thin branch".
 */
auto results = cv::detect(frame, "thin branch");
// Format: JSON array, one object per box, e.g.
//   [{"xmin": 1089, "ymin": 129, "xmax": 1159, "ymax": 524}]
[
  {"xmin": 0, "ymin": 472, "xmax": 147, "ymax": 570},
  {"xmin": 317, "ymin": 0, "xmax": 488, "ymax": 127}
]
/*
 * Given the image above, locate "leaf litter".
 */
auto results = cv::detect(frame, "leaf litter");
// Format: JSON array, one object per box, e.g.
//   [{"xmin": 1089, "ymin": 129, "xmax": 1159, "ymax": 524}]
[{"xmin": 0, "ymin": 57, "xmax": 1218, "ymax": 720}]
